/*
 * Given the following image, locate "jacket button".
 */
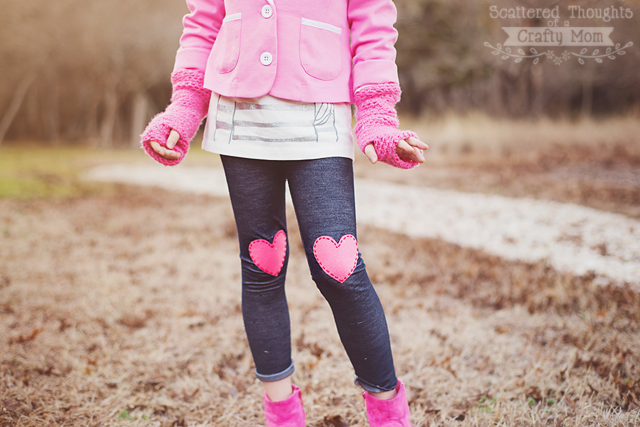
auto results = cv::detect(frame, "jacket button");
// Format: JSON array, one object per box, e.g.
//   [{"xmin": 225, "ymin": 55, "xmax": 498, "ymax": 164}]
[
  {"xmin": 260, "ymin": 52, "xmax": 273, "ymax": 65},
  {"xmin": 261, "ymin": 5, "xmax": 273, "ymax": 18}
]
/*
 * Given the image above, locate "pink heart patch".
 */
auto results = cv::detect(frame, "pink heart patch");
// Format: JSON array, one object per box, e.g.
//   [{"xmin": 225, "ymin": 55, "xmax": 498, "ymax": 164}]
[
  {"xmin": 249, "ymin": 230, "xmax": 287, "ymax": 277},
  {"xmin": 313, "ymin": 235, "xmax": 358, "ymax": 283}
]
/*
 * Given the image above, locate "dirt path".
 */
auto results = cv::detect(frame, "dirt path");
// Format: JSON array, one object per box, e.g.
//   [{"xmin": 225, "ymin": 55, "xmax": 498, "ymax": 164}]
[{"xmin": 85, "ymin": 164, "xmax": 640, "ymax": 286}]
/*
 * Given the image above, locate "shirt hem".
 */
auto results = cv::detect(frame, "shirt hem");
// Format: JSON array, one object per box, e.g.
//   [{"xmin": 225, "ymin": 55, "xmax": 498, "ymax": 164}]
[{"xmin": 202, "ymin": 143, "xmax": 355, "ymax": 161}]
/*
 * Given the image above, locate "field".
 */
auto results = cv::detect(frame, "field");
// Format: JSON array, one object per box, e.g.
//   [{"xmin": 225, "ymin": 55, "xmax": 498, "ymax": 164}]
[{"xmin": 1, "ymin": 115, "xmax": 640, "ymax": 426}]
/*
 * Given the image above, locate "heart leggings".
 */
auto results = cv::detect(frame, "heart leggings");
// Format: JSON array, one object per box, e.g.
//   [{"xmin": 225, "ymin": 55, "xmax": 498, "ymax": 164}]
[{"xmin": 220, "ymin": 155, "xmax": 397, "ymax": 393}]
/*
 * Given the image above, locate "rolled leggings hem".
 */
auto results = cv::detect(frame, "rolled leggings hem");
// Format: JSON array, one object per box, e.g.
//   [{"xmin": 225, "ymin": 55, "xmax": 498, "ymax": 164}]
[
  {"xmin": 255, "ymin": 360, "xmax": 295, "ymax": 382},
  {"xmin": 354, "ymin": 375, "xmax": 397, "ymax": 393}
]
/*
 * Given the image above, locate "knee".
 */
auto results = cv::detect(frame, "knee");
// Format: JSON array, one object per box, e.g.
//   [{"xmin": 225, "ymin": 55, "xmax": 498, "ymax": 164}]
[
  {"xmin": 241, "ymin": 229, "xmax": 289, "ymax": 292},
  {"xmin": 241, "ymin": 257, "xmax": 288, "ymax": 293},
  {"xmin": 311, "ymin": 251, "xmax": 371, "ymax": 295},
  {"xmin": 306, "ymin": 233, "xmax": 367, "ymax": 285}
]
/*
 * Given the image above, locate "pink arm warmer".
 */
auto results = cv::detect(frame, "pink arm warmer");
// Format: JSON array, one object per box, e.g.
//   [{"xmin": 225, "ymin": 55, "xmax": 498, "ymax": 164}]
[
  {"xmin": 353, "ymin": 83, "xmax": 419, "ymax": 169},
  {"xmin": 140, "ymin": 70, "xmax": 212, "ymax": 166}
]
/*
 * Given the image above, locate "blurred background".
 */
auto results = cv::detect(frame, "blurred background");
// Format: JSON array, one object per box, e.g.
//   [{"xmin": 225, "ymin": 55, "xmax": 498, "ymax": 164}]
[{"xmin": 0, "ymin": 0, "xmax": 638, "ymax": 148}]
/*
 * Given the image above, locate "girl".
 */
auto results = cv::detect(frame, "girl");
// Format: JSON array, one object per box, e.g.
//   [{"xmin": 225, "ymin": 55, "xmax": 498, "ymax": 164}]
[{"xmin": 141, "ymin": 0, "xmax": 428, "ymax": 425}]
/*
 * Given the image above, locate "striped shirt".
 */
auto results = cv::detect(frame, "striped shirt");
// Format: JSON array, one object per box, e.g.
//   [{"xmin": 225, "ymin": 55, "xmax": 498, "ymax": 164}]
[{"xmin": 202, "ymin": 94, "xmax": 354, "ymax": 161}]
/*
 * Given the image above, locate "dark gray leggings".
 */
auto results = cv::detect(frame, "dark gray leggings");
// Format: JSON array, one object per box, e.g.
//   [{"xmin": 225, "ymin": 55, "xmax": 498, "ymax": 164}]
[{"xmin": 220, "ymin": 155, "xmax": 397, "ymax": 393}]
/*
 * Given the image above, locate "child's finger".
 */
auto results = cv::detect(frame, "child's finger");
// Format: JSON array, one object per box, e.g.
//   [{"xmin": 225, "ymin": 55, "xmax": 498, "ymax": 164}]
[
  {"xmin": 150, "ymin": 140, "xmax": 163, "ymax": 154},
  {"xmin": 399, "ymin": 150, "xmax": 423, "ymax": 163},
  {"xmin": 397, "ymin": 143, "xmax": 425, "ymax": 164},
  {"xmin": 405, "ymin": 136, "xmax": 429, "ymax": 150},
  {"xmin": 364, "ymin": 144, "xmax": 378, "ymax": 164},
  {"xmin": 397, "ymin": 139, "xmax": 415, "ymax": 154},
  {"xmin": 162, "ymin": 148, "xmax": 181, "ymax": 160},
  {"xmin": 167, "ymin": 130, "xmax": 180, "ymax": 149},
  {"xmin": 150, "ymin": 140, "xmax": 180, "ymax": 160},
  {"xmin": 150, "ymin": 141, "xmax": 167, "ymax": 157}
]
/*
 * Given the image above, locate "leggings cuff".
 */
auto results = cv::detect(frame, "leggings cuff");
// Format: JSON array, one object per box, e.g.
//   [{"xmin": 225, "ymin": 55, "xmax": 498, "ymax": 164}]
[
  {"xmin": 354, "ymin": 375, "xmax": 398, "ymax": 393},
  {"xmin": 256, "ymin": 359, "xmax": 295, "ymax": 382}
]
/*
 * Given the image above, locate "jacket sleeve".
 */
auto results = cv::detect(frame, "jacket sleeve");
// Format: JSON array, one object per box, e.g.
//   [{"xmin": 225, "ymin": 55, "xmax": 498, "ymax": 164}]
[
  {"xmin": 173, "ymin": 0, "xmax": 226, "ymax": 73},
  {"xmin": 348, "ymin": 0, "xmax": 400, "ymax": 92}
]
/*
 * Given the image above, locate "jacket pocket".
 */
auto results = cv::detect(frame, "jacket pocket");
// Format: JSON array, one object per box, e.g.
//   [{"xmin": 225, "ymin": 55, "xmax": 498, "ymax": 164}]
[
  {"xmin": 211, "ymin": 13, "xmax": 242, "ymax": 74},
  {"xmin": 299, "ymin": 18, "xmax": 342, "ymax": 81}
]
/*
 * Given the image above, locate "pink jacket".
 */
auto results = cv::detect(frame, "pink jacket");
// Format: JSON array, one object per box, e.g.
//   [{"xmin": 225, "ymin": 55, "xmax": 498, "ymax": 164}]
[{"xmin": 174, "ymin": 0, "xmax": 401, "ymax": 103}]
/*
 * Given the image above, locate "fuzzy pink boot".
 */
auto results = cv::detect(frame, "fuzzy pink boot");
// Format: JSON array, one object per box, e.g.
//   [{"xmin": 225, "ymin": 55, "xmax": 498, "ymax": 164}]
[
  {"xmin": 354, "ymin": 83, "xmax": 420, "ymax": 170},
  {"xmin": 140, "ymin": 69, "xmax": 211, "ymax": 166},
  {"xmin": 263, "ymin": 385, "xmax": 306, "ymax": 427},
  {"xmin": 363, "ymin": 381, "xmax": 413, "ymax": 427}
]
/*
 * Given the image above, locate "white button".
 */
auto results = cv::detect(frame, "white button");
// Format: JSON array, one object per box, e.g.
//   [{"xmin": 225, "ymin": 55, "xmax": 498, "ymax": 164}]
[
  {"xmin": 260, "ymin": 52, "xmax": 273, "ymax": 65},
  {"xmin": 261, "ymin": 5, "xmax": 273, "ymax": 18}
]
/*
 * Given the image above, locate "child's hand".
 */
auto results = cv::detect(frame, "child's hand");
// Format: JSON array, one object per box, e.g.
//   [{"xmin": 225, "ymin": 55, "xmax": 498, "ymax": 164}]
[
  {"xmin": 140, "ymin": 69, "xmax": 211, "ymax": 166},
  {"xmin": 364, "ymin": 136, "xmax": 429, "ymax": 165},
  {"xmin": 149, "ymin": 130, "xmax": 181, "ymax": 161}
]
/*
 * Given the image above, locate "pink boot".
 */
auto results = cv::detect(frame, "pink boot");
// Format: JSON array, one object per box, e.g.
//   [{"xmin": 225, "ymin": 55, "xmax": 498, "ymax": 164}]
[
  {"xmin": 263, "ymin": 385, "xmax": 306, "ymax": 427},
  {"xmin": 363, "ymin": 381, "xmax": 412, "ymax": 427}
]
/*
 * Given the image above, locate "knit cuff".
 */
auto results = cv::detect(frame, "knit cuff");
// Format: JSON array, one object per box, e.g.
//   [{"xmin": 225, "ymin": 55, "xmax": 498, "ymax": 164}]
[
  {"xmin": 354, "ymin": 82, "xmax": 401, "ymax": 109},
  {"xmin": 171, "ymin": 69, "xmax": 212, "ymax": 105}
]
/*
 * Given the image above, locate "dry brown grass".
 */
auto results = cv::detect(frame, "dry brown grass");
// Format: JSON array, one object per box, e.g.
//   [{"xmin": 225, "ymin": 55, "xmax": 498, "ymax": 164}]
[
  {"xmin": 1, "ymin": 181, "xmax": 639, "ymax": 426},
  {"xmin": 402, "ymin": 112, "xmax": 640, "ymax": 163},
  {"xmin": 2, "ymin": 115, "xmax": 640, "ymax": 425}
]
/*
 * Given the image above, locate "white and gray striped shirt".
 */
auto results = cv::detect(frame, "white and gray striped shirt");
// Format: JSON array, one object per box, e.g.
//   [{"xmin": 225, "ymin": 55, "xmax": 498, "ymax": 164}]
[{"xmin": 202, "ymin": 94, "xmax": 354, "ymax": 161}]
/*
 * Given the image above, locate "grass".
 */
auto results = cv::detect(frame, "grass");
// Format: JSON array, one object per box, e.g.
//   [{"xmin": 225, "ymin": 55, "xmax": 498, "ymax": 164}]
[
  {"xmin": 1, "ymin": 186, "xmax": 639, "ymax": 426},
  {"xmin": 0, "ymin": 145, "xmax": 124, "ymax": 199},
  {"xmin": 1, "ymin": 116, "xmax": 639, "ymax": 425},
  {"xmin": 0, "ymin": 141, "xmax": 221, "ymax": 200}
]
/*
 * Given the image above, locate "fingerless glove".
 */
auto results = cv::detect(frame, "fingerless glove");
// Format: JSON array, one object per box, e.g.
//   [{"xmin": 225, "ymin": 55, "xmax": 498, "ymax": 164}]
[
  {"xmin": 354, "ymin": 83, "xmax": 419, "ymax": 169},
  {"xmin": 140, "ymin": 69, "xmax": 212, "ymax": 166}
]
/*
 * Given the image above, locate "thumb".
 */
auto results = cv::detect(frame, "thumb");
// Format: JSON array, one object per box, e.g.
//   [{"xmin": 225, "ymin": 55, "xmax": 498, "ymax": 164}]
[
  {"xmin": 167, "ymin": 129, "xmax": 180, "ymax": 150},
  {"xmin": 364, "ymin": 143, "xmax": 378, "ymax": 164}
]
